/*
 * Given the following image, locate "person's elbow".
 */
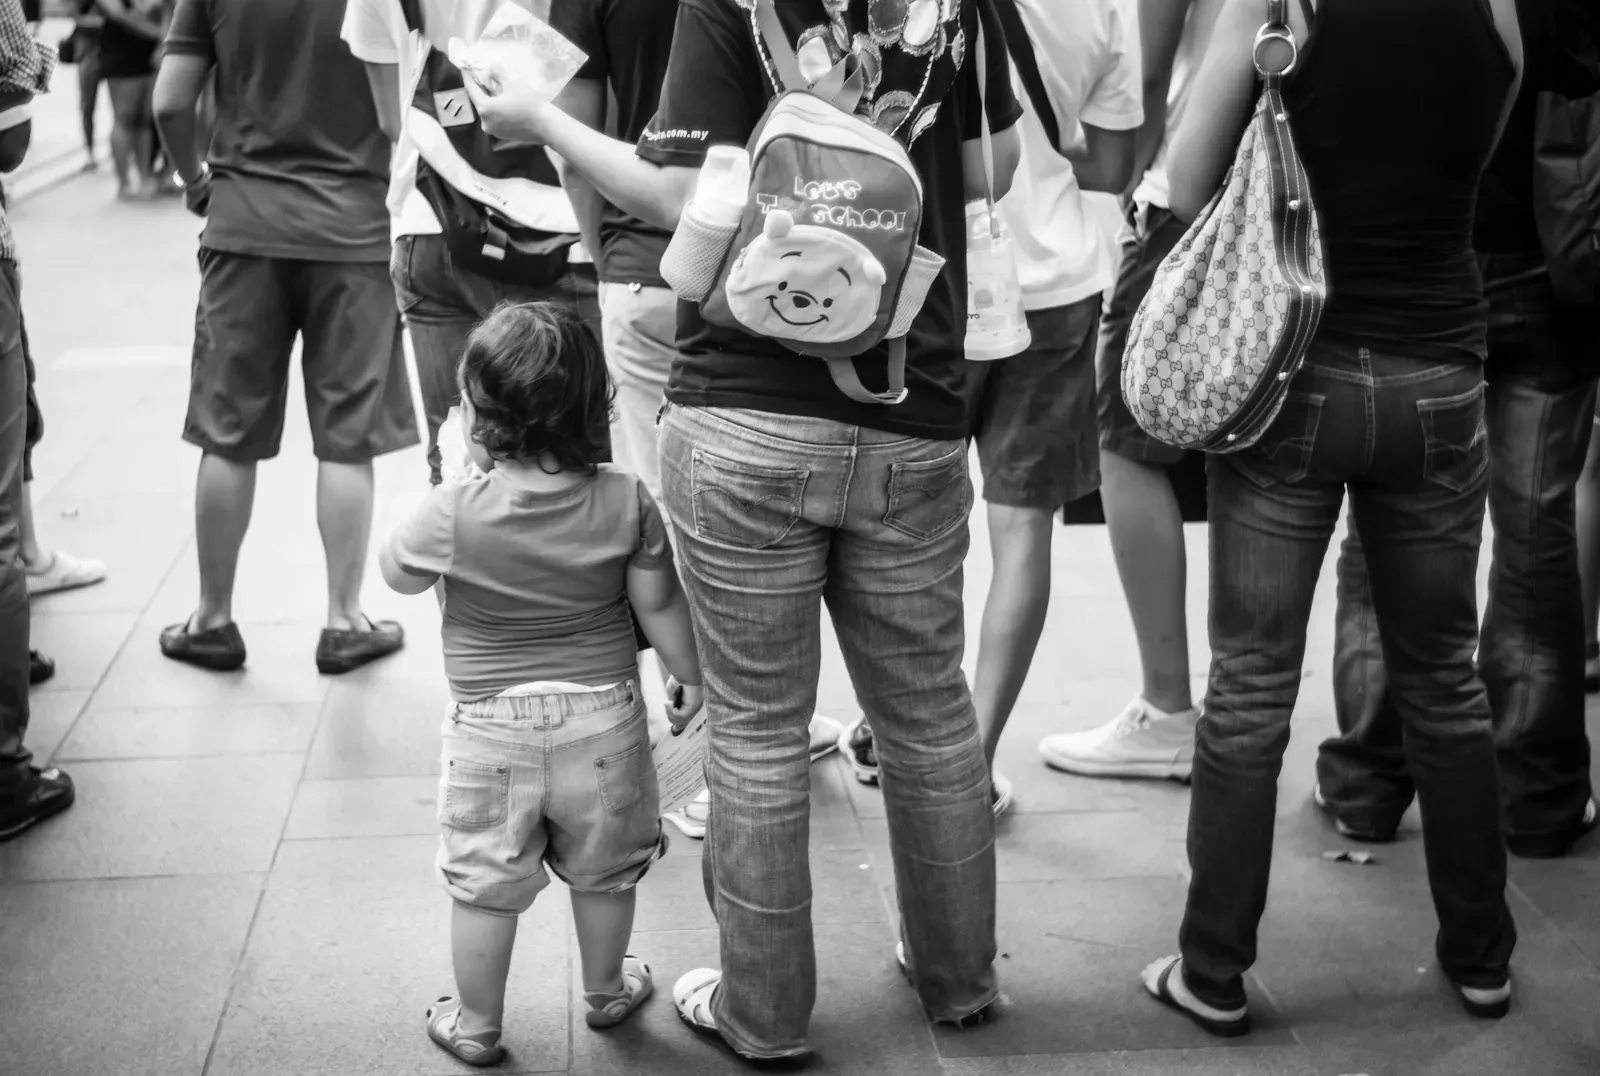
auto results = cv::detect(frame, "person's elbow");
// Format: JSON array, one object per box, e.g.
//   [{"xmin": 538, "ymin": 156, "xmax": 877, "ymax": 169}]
[
  {"xmin": 1167, "ymin": 178, "xmax": 1211, "ymax": 225},
  {"xmin": 1075, "ymin": 127, "xmax": 1138, "ymax": 194},
  {"xmin": 151, "ymin": 65, "xmax": 200, "ymax": 123}
]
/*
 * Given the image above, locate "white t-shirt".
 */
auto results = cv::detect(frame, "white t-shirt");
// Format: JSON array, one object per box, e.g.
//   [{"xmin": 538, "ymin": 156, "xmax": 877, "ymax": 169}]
[
  {"xmin": 338, "ymin": 0, "xmax": 584, "ymax": 258},
  {"xmin": 995, "ymin": 0, "xmax": 1143, "ymax": 312}
]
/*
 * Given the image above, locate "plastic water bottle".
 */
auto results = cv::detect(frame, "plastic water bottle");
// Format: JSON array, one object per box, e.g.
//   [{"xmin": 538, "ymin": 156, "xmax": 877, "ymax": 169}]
[
  {"xmin": 691, "ymin": 144, "xmax": 751, "ymax": 228},
  {"xmin": 964, "ymin": 201, "xmax": 1031, "ymax": 361}
]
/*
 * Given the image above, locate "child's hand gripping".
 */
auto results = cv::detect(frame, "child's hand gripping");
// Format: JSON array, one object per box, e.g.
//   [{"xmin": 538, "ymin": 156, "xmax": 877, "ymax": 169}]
[{"xmin": 665, "ymin": 677, "xmax": 703, "ymax": 732}]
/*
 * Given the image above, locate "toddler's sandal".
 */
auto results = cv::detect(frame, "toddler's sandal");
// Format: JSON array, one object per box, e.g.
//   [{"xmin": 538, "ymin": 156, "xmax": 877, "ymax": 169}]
[
  {"xmin": 1140, "ymin": 956, "xmax": 1251, "ymax": 1038},
  {"xmin": 585, "ymin": 955, "xmax": 654, "ymax": 1029},
  {"xmin": 425, "ymin": 995, "xmax": 506, "ymax": 1066}
]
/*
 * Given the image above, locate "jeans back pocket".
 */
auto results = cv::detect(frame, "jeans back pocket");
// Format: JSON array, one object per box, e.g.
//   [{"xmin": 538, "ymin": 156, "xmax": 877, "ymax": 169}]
[
  {"xmin": 441, "ymin": 758, "xmax": 510, "ymax": 830},
  {"xmin": 883, "ymin": 446, "xmax": 973, "ymax": 541},
  {"xmin": 595, "ymin": 740, "xmax": 651, "ymax": 815},
  {"xmin": 1230, "ymin": 391, "xmax": 1324, "ymax": 490},
  {"xmin": 1418, "ymin": 383, "xmax": 1489, "ymax": 493},
  {"xmin": 691, "ymin": 448, "xmax": 808, "ymax": 549}
]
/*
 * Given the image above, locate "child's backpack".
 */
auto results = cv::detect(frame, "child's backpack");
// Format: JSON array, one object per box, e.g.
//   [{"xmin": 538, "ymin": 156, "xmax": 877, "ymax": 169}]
[
  {"xmin": 669, "ymin": 0, "xmax": 949, "ymax": 405},
  {"xmin": 397, "ymin": 0, "xmax": 580, "ymax": 287}
]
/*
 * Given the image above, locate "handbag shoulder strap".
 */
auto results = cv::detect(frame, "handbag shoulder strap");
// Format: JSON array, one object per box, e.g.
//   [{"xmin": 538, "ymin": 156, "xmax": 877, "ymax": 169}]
[{"xmin": 986, "ymin": 0, "xmax": 1064, "ymax": 152}]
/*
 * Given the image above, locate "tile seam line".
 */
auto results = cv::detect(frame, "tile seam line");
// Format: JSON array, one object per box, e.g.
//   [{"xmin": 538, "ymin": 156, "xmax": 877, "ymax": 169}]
[
  {"xmin": 43, "ymin": 535, "xmax": 194, "ymax": 769},
  {"xmin": 202, "ymin": 640, "xmax": 340, "ymax": 1076}
]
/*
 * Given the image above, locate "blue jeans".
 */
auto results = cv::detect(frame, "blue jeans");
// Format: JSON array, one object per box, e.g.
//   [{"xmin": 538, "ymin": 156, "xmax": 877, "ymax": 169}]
[
  {"xmin": 658, "ymin": 403, "xmax": 997, "ymax": 1059},
  {"xmin": 1183, "ymin": 340, "xmax": 1515, "ymax": 1009},
  {"xmin": 1319, "ymin": 262, "xmax": 1598, "ymax": 854}
]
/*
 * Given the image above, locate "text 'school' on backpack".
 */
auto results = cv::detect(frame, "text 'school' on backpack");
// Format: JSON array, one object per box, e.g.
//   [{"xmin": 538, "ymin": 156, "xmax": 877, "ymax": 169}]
[
  {"xmin": 398, "ymin": 0, "xmax": 580, "ymax": 287},
  {"xmin": 661, "ymin": 0, "xmax": 954, "ymax": 405}
]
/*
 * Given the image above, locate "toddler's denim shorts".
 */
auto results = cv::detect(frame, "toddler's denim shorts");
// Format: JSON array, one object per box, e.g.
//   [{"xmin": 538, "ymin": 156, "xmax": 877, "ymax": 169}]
[{"xmin": 435, "ymin": 681, "xmax": 668, "ymax": 916}]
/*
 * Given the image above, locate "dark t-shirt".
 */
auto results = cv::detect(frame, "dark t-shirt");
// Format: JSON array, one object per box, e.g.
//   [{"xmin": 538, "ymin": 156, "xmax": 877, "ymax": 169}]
[
  {"xmin": 554, "ymin": 0, "xmax": 677, "ymax": 287},
  {"xmin": 637, "ymin": 0, "xmax": 1021, "ymax": 441},
  {"xmin": 1474, "ymin": 0, "xmax": 1600, "ymax": 257},
  {"xmin": 165, "ymin": 0, "xmax": 391, "ymax": 262}
]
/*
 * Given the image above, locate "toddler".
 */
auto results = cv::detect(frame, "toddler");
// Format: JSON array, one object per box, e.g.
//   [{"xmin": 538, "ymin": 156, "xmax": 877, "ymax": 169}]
[{"xmin": 381, "ymin": 301, "xmax": 702, "ymax": 1067}]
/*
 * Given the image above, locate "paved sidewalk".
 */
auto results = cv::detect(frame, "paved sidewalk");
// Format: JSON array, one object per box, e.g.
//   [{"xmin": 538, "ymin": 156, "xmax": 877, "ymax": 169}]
[{"xmin": 2, "ymin": 169, "xmax": 1598, "ymax": 1076}]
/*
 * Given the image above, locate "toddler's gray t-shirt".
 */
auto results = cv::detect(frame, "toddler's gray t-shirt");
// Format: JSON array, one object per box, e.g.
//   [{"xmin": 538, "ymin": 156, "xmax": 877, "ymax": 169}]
[{"xmin": 390, "ymin": 465, "xmax": 672, "ymax": 701}]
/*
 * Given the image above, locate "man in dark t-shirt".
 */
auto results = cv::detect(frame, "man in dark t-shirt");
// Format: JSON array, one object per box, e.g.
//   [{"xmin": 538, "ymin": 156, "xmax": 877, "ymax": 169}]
[
  {"xmin": 466, "ymin": 0, "xmax": 1022, "ymax": 1058},
  {"xmin": 151, "ymin": 0, "xmax": 419, "ymax": 676}
]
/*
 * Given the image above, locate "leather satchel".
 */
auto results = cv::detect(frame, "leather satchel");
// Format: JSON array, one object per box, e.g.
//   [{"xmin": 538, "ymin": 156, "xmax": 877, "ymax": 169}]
[{"xmin": 1120, "ymin": 0, "xmax": 1326, "ymax": 453}]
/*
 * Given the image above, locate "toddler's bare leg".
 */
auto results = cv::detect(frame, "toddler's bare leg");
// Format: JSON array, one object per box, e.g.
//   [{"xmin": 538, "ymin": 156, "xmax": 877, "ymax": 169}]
[
  {"xmin": 451, "ymin": 902, "xmax": 518, "ymax": 1036},
  {"xmin": 572, "ymin": 889, "xmax": 636, "ymax": 993}
]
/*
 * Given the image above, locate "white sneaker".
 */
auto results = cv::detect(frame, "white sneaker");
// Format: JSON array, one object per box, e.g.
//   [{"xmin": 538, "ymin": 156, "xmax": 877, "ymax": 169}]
[
  {"xmin": 1038, "ymin": 697, "xmax": 1199, "ymax": 781},
  {"xmin": 808, "ymin": 714, "xmax": 843, "ymax": 762},
  {"xmin": 664, "ymin": 789, "xmax": 711, "ymax": 840},
  {"xmin": 26, "ymin": 550, "xmax": 107, "ymax": 596}
]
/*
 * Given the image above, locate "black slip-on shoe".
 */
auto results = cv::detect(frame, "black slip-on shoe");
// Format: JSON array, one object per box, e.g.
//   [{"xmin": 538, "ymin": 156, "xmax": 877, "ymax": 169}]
[
  {"xmin": 316, "ymin": 618, "xmax": 404, "ymax": 675},
  {"xmin": 0, "ymin": 766, "xmax": 76, "ymax": 842},
  {"xmin": 160, "ymin": 620, "xmax": 247, "ymax": 672},
  {"xmin": 1507, "ymin": 799, "xmax": 1599, "ymax": 860},
  {"xmin": 28, "ymin": 649, "xmax": 55, "ymax": 686}
]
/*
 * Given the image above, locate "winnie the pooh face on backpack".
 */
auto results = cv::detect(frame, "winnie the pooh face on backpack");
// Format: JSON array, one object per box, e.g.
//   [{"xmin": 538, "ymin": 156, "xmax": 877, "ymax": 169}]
[{"xmin": 725, "ymin": 209, "xmax": 888, "ymax": 346}]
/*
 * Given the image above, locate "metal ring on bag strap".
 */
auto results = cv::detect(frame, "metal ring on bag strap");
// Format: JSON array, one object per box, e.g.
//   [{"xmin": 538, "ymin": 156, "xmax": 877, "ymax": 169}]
[{"xmin": 1254, "ymin": 0, "xmax": 1298, "ymax": 78}]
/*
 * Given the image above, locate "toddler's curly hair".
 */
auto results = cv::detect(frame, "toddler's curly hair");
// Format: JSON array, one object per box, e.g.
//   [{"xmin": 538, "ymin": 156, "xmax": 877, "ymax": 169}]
[{"xmin": 458, "ymin": 301, "xmax": 612, "ymax": 473}]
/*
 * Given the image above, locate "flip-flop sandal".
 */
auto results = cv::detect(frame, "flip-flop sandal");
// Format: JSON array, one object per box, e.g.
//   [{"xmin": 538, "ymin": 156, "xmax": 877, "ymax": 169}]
[
  {"xmin": 425, "ymin": 995, "xmax": 506, "ymax": 1066},
  {"xmin": 585, "ymin": 955, "xmax": 654, "ymax": 1028},
  {"xmin": 1141, "ymin": 956, "xmax": 1250, "ymax": 1038}
]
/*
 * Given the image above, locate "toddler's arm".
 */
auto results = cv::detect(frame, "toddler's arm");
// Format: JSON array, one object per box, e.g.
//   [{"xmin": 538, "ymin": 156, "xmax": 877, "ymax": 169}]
[
  {"xmin": 382, "ymin": 485, "xmax": 455, "ymax": 595},
  {"xmin": 379, "ymin": 541, "xmax": 438, "ymax": 595},
  {"xmin": 626, "ymin": 562, "xmax": 703, "ymax": 727}
]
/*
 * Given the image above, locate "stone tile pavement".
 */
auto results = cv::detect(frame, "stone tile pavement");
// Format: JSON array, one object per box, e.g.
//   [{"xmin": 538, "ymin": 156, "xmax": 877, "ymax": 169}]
[{"xmin": 3, "ymin": 170, "xmax": 1598, "ymax": 1076}]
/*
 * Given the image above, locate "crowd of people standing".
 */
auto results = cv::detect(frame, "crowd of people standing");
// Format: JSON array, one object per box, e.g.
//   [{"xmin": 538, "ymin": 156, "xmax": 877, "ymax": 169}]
[{"xmin": 0, "ymin": 0, "xmax": 1597, "ymax": 1067}]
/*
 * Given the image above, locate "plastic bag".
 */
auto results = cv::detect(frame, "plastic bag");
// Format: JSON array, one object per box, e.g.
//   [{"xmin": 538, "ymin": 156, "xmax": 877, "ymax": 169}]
[
  {"xmin": 436, "ymin": 407, "xmax": 483, "ymax": 486},
  {"xmin": 447, "ymin": 2, "xmax": 586, "ymax": 107}
]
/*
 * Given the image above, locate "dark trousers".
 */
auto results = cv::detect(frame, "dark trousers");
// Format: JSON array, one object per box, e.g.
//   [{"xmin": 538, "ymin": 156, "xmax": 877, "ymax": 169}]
[
  {"xmin": 391, "ymin": 234, "xmax": 600, "ymax": 485},
  {"xmin": 1319, "ymin": 262, "xmax": 1598, "ymax": 850},
  {"xmin": 1182, "ymin": 339, "xmax": 1515, "ymax": 1008},
  {"xmin": 0, "ymin": 260, "xmax": 32, "ymax": 795}
]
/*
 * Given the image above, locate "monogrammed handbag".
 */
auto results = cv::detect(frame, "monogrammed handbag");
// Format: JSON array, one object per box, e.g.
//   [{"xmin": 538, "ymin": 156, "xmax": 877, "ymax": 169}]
[{"xmin": 1121, "ymin": 0, "xmax": 1326, "ymax": 453}]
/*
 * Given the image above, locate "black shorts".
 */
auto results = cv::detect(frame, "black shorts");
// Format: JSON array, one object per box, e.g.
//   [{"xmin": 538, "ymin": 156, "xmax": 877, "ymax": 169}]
[
  {"xmin": 971, "ymin": 295, "xmax": 1102, "ymax": 508},
  {"xmin": 184, "ymin": 250, "xmax": 421, "ymax": 463},
  {"xmin": 1096, "ymin": 205, "xmax": 1195, "ymax": 467}
]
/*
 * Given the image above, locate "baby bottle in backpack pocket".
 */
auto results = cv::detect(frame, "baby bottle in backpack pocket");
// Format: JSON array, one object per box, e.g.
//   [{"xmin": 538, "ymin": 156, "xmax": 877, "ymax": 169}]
[
  {"xmin": 661, "ymin": 144, "xmax": 751, "ymax": 303},
  {"xmin": 963, "ymin": 201, "xmax": 1031, "ymax": 361}
]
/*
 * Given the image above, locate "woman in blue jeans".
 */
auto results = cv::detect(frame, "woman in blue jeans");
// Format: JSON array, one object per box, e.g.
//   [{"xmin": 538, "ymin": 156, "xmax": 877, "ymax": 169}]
[
  {"xmin": 471, "ymin": 0, "xmax": 1023, "ymax": 1061},
  {"xmin": 1137, "ymin": 0, "xmax": 1525, "ymax": 1036}
]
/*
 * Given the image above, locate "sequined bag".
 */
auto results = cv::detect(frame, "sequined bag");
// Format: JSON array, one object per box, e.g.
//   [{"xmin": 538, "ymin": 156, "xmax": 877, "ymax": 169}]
[{"xmin": 1120, "ymin": 0, "xmax": 1326, "ymax": 453}]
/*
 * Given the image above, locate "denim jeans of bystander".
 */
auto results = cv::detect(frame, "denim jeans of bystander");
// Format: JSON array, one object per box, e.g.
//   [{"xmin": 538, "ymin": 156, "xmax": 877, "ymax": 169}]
[
  {"xmin": 658, "ymin": 403, "xmax": 997, "ymax": 1059},
  {"xmin": 1181, "ymin": 340, "xmax": 1515, "ymax": 1010}
]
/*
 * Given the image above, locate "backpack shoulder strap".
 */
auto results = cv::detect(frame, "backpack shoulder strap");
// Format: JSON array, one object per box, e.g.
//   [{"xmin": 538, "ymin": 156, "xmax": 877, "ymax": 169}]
[
  {"xmin": 397, "ymin": 0, "xmax": 423, "ymax": 36},
  {"xmin": 986, "ymin": 0, "xmax": 1063, "ymax": 152},
  {"xmin": 754, "ymin": 0, "xmax": 805, "ymax": 94}
]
